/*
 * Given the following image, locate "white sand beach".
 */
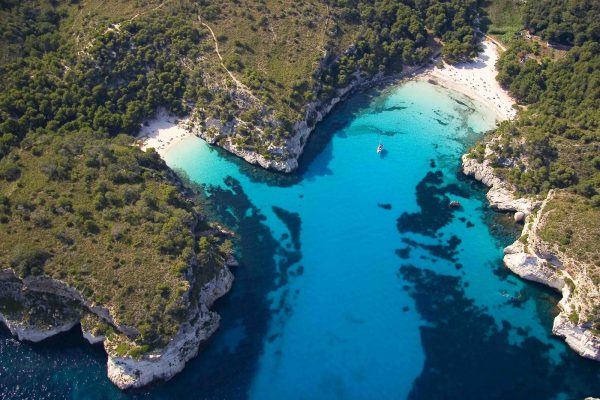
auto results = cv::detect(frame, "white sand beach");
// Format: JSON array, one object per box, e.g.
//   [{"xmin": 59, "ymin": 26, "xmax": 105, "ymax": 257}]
[
  {"xmin": 136, "ymin": 109, "xmax": 193, "ymax": 157},
  {"xmin": 422, "ymin": 39, "xmax": 517, "ymax": 121}
]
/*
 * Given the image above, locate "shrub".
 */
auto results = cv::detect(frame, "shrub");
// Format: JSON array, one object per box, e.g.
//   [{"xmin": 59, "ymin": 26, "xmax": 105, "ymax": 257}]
[
  {"xmin": 84, "ymin": 220, "xmax": 100, "ymax": 235},
  {"xmin": 0, "ymin": 164, "xmax": 21, "ymax": 181},
  {"xmin": 10, "ymin": 248, "xmax": 52, "ymax": 277}
]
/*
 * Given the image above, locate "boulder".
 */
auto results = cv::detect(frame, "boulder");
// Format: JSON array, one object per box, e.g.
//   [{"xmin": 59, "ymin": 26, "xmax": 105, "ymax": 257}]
[{"xmin": 514, "ymin": 211, "xmax": 525, "ymax": 222}]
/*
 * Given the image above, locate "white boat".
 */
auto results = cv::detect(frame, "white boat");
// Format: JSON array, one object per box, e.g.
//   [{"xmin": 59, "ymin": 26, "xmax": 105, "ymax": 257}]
[{"xmin": 377, "ymin": 143, "xmax": 383, "ymax": 154}]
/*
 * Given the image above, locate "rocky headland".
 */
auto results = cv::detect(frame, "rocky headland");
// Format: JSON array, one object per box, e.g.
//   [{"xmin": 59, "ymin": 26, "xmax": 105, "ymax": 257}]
[
  {"xmin": 463, "ymin": 149, "xmax": 600, "ymax": 361},
  {"xmin": 105, "ymin": 266, "xmax": 234, "ymax": 389},
  {"xmin": 0, "ymin": 264, "xmax": 234, "ymax": 389}
]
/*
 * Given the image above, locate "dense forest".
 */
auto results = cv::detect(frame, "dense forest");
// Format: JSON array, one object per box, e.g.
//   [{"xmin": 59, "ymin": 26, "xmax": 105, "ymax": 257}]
[
  {"xmin": 523, "ymin": 0, "xmax": 600, "ymax": 46},
  {"xmin": 316, "ymin": 0, "xmax": 482, "ymax": 101},
  {"xmin": 491, "ymin": 34, "xmax": 599, "ymax": 200}
]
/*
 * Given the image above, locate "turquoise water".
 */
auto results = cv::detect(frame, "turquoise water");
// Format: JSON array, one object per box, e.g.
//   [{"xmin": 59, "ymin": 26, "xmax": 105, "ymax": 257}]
[{"xmin": 2, "ymin": 81, "xmax": 600, "ymax": 399}]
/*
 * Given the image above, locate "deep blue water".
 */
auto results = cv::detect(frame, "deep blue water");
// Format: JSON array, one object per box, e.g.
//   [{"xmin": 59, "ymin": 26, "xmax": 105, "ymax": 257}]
[{"xmin": 2, "ymin": 81, "xmax": 600, "ymax": 399}]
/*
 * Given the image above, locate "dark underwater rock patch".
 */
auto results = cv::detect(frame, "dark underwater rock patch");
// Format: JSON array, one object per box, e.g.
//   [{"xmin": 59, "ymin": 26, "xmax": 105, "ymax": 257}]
[
  {"xmin": 418, "ymin": 235, "xmax": 462, "ymax": 263},
  {"xmin": 397, "ymin": 170, "xmax": 470, "ymax": 237},
  {"xmin": 384, "ymin": 105, "xmax": 409, "ymax": 112},
  {"xmin": 451, "ymin": 96, "xmax": 475, "ymax": 112},
  {"xmin": 396, "ymin": 247, "xmax": 411, "ymax": 259},
  {"xmin": 399, "ymin": 265, "xmax": 600, "ymax": 399},
  {"xmin": 272, "ymin": 206, "xmax": 302, "ymax": 251}
]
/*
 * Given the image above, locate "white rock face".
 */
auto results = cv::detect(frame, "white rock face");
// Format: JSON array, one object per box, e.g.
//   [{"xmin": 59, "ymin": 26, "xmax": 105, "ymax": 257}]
[
  {"xmin": 503, "ymin": 244, "xmax": 564, "ymax": 290},
  {"xmin": 0, "ymin": 264, "xmax": 235, "ymax": 389},
  {"xmin": 0, "ymin": 312, "xmax": 79, "ymax": 342},
  {"xmin": 513, "ymin": 211, "xmax": 525, "ymax": 222},
  {"xmin": 553, "ymin": 313, "xmax": 600, "ymax": 361},
  {"xmin": 106, "ymin": 267, "xmax": 234, "ymax": 389},
  {"xmin": 502, "ymin": 202, "xmax": 565, "ymax": 291},
  {"xmin": 463, "ymin": 153, "xmax": 600, "ymax": 362},
  {"xmin": 82, "ymin": 329, "xmax": 106, "ymax": 345},
  {"xmin": 462, "ymin": 154, "xmax": 539, "ymax": 214},
  {"xmin": 0, "ymin": 269, "xmax": 129, "ymax": 338}
]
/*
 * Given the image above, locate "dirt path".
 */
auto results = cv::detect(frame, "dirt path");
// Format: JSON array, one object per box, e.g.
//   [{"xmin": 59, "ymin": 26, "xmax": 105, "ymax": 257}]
[
  {"xmin": 128, "ymin": 0, "xmax": 170, "ymax": 24},
  {"xmin": 482, "ymin": 33, "xmax": 507, "ymax": 52},
  {"xmin": 79, "ymin": 0, "xmax": 171, "ymax": 52},
  {"xmin": 199, "ymin": 19, "xmax": 258, "ymax": 100}
]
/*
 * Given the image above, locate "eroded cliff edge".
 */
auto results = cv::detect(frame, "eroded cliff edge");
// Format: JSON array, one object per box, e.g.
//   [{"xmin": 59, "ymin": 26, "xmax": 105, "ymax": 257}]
[
  {"xmin": 0, "ymin": 261, "xmax": 234, "ymax": 390},
  {"xmin": 463, "ymin": 149, "xmax": 600, "ymax": 361},
  {"xmin": 0, "ymin": 134, "xmax": 237, "ymax": 389},
  {"xmin": 192, "ymin": 65, "xmax": 427, "ymax": 173}
]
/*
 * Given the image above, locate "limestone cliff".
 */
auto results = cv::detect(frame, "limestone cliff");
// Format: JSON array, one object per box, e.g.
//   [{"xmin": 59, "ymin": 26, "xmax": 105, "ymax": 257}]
[
  {"xmin": 462, "ymin": 152, "xmax": 540, "ymax": 214},
  {"xmin": 194, "ymin": 65, "xmax": 426, "ymax": 173},
  {"xmin": 0, "ymin": 264, "xmax": 234, "ymax": 389},
  {"xmin": 463, "ymin": 153, "xmax": 600, "ymax": 361},
  {"xmin": 105, "ymin": 266, "xmax": 233, "ymax": 389}
]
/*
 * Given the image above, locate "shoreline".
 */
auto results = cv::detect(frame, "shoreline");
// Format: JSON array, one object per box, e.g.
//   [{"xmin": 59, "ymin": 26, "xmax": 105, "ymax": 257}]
[
  {"xmin": 136, "ymin": 108, "xmax": 193, "ymax": 158},
  {"xmin": 420, "ymin": 40, "xmax": 516, "ymax": 122},
  {"xmin": 137, "ymin": 40, "xmax": 515, "ymax": 161},
  {"xmin": 463, "ymin": 149, "xmax": 600, "ymax": 362}
]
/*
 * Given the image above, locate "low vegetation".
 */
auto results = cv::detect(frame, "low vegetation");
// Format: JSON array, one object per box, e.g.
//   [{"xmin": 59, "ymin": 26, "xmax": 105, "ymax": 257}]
[
  {"xmin": 0, "ymin": 132, "xmax": 222, "ymax": 350},
  {"xmin": 481, "ymin": 0, "xmax": 524, "ymax": 42},
  {"xmin": 539, "ymin": 192, "xmax": 600, "ymax": 268}
]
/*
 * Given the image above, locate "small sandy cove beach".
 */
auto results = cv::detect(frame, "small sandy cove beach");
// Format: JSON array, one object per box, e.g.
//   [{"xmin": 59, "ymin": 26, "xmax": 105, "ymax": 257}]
[
  {"xmin": 136, "ymin": 109, "xmax": 193, "ymax": 157},
  {"xmin": 422, "ymin": 39, "xmax": 516, "ymax": 121},
  {"xmin": 137, "ymin": 39, "xmax": 515, "ymax": 156}
]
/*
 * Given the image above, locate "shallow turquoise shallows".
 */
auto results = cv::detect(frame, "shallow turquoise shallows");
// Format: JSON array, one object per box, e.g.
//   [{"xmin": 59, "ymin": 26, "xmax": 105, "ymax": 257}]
[{"xmin": 2, "ymin": 81, "xmax": 600, "ymax": 399}]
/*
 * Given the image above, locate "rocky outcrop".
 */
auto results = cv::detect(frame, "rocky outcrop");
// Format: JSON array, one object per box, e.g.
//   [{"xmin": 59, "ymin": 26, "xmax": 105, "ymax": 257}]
[
  {"xmin": 503, "ymin": 243, "xmax": 565, "ymax": 290},
  {"xmin": 502, "ymin": 193, "xmax": 564, "ymax": 291},
  {"xmin": 0, "ymin": 269, "xmax": 127, "ymax": 337},
  {"xmin": 502, "ymin": 191, "xmax": 600, "ymax": 361},
  {"xmin": 553, "ymin": 310, "xmax": 600, "ymax": 361},
  {"xmin": 196, "ymin": 64, "xmax": 426, "ymax": 173},
  {"xmin": 82, "ymin": 328, "xmax": 106, "ymax": 345},
  {"xmin": 107, "ymin": 266, "xmax": 234, "ymax": 389},
  {"xmin": 0, "ymin": 312, "xmax": 79, "ymax": 342},
  {"xmin": 462, "ymin": 154, "xmax": 539, "ymax": 214},
  {"xmin": 463, "ymin": 153, "xmax": 600, "ymax": 362},
  {"xmin": 0, "ymin": 264, "xmax": 234, "ymax": 389},
  {"xmin": 0, "ymin": 270, "xmax": 84, "ymax": 342}
]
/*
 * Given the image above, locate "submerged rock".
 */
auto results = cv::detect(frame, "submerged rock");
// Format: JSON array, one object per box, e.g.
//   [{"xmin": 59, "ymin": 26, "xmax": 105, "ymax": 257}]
[{"xmin": 449, "ymin": 200, "xmax": 461, "ymax": 208}]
